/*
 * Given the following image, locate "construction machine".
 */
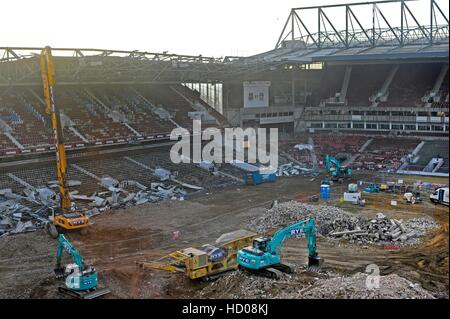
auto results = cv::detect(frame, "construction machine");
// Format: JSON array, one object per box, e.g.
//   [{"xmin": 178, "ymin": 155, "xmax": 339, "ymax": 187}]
[
  {"xmin": 141, "ymin": 229, "xmax": 257, "ymax": 281},
  {"xmin": 324, "ymin": 155, "xmax": 352, "ymax": 182},
  {"xmin": 364, "ymin": 183, "xmax": 380, "ymax": 193},
  {"xmin": 430, "ymin": 187, "xmax": 449, "ymax": 206},
  {"xmin": 54, "ymin": 234, "xmax": 110, "ymax": 299},
  {"xmin": 404, "ymin": 191, "xmax": 422, "ymax": 204},
  {"xmin": 237, "ymin": 218, "xmax": 323, "ymax": 279},
  {"xmin": 40, "ymin": 46, "xmax": 89, "ymax": 237}
]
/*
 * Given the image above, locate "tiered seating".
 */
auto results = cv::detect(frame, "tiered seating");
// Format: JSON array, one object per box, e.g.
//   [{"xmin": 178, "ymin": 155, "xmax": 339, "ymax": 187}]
[
  {"xmin": 353, "ymin": 137, "xmax": 420, "ymax": 171},
  {"xmin": 130, "ymin": 149, "xmax": 233, "ymax": 188},
  {"xmin": 140, "ymin": 85, "xmax": 196, "ymax": 129},
  {"xmin": 0, "ymin": 133, "xmax": 19, "ymax": 156},
  {"xmin": 346, "ymin": 65, "xmax": 391, "ymax": 106},
  {"xmin": 0, "ymin": 90, "xmax": 53, "ymax": 149},
  {"xmin": 23, "ymin": 89, "xmax": 83, "ymax": 146},
  {"xmin": 380, "ymin": 64, "xmax": 441, "ymax": 108},
  {"xmin": 56, "ymin": 88, "xmax": 134, "ymax": 143},
  {"xmin": 73, "ymin": 156, "xmax": 161, "ymax": 193},
  {"xmin": 94, "ymin": 86, "xmax": 175, "ymax": 136},
  {"xmin": 313, "ymin": 133, "xmax": 368, "ymax": 159},
  {"xmin": 432, "ymin": 74, "xmax": 449, "ymax": 109},
  {"xmin": 309, "ymin": 66, "xmax": 346, "ymax": 106},
  {"xmin": 177, "ymin": 85, "xmax": 225, "ymax": 127},
  {"xmin": 405, "ymin": 141, "xmax": 449, "ymax": 173},
  {"xmin": 279, "ymin": 136, "xmax": 313, "ymax": 166}
]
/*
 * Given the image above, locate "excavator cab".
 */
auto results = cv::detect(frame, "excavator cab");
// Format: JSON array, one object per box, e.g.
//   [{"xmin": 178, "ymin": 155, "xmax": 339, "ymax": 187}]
[
  {"xmin": 253, "ymin": 237, "xmax": 269, "ymax": 252},
  {"xmin": 53, "ymin": 213, "xmax": 89, "ymax": 230},
  {"xmin": 47, "ymin": 208, "xmax": 89, "ymax": 238}
]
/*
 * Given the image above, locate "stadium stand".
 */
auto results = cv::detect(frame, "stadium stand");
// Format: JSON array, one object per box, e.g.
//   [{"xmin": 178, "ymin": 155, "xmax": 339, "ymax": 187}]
[
  {"xmin": 380, "ymin": 64, "xmax": 442, "ymax": 108},
  {"xmin": 312, "ymin": 133, "xmax": 369, "ymax": 160},
  {"xmin": 0, "ymin": 82, "xmax": 223, "ymax": 157},
  {"xmin": 352, "ymin": 137, "xmax": 420, "ymax": 171},
  {"xmin": 310, "ymin": 65, "xmax": 347, "ymax": 106},
  {"xmin": 432, "ymin": 73, "xmax": 449, "ymax": 109},
  {"xmin": 346, "ymin": 65, "xmax": 391, "ymax": 106},
  {"xmin": 139, "ymin": 85, "xmax": 196, "ymax": 130},
  {"xmin": 405, "ymin": 141, "xmax": 449, "ymax": 174}
]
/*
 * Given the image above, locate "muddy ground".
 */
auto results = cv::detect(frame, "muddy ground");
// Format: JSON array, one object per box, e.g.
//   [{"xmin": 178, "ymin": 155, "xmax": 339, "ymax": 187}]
[{"xmin": 0, "ymin": 173, "xmax": 448, "ymax": 299}]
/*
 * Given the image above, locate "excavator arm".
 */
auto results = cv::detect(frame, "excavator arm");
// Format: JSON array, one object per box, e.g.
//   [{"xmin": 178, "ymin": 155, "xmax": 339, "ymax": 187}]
[
  {"xmin": 267, "ymin": 218, "xmax": 318, "ymax": 257},
  {"xmin": 40, "ymin": 47, "xmax": 89, "ymax": 234},
  {"xmin": 55, "ymin": 234, "xmax": 84, "ymax": 275},
  {"xmin": 40, "ymin": 46, "xmax": 72, "ymax": 211}
]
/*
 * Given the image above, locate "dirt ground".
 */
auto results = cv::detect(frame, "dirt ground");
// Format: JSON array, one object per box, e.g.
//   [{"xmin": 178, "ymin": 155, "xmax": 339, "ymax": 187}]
[{"xmin": 0, "ymin": 172, "xmax": 448, "ymax": 299}]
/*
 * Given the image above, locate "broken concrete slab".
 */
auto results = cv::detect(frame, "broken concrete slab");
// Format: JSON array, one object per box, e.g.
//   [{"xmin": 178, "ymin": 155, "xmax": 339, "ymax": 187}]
[{"xmin": 154, "ymin": 167, "xmax": 171, "ymax": 181}]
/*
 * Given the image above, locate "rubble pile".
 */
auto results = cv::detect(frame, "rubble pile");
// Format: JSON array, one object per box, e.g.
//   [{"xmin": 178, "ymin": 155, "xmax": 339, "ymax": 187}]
[
  {"xmin": 197, "ymin": 269, "xmax": 435, "ymax": 299},
  {"xmin": 300, "ymin": 272, "xmax": 435, "ymax": 299},
  {"xmin": 276, "ymin": 163, "xmax": 319, "ymax": 177},
  {"xmin": 197, "ymin": 269, "xmax": 301, "ymax": 299},
  {"xmin": 0, "ymin": 177, "xmax": 188, "ymax": 236},
  {"xmin": 0, "ymin": 189, "xmax": 48, "ymax": 236},
  {"xmin": 248, "ymin": 201, "xmax": 438, "ymax": 245},
  {"xmin": 76, "ymin": 179, "xmax": 188, "ymax": 217}
]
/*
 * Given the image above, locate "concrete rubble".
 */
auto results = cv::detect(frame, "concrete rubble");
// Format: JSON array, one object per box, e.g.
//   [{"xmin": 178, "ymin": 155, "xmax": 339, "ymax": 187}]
[
  {"xmin": 0, "ymin": 193, "xmax": 44, "ymax": 237},
  {"xmin": 276, "ymin": 163, "xmax": 318, "ymax": 177},
  {"xmin": 197, "ymin": 268, "xmax": 434, "ymax": 299},
  {"xmin": 300, "ymin": 272, "xmax": 435, "ymax": 299},
  {"xmin": 0, "ymin": 176, "xmax": 190, "ymax": 235},
  {"xmin": 247, "ymin": 201, "xmax": 438, "ymax": 245}
]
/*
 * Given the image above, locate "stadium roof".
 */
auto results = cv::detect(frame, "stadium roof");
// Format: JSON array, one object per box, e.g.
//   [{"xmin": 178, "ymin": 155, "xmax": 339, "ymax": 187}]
[
  {"xmin": 1, "ymin": 0, "xmax": 448, "ymax": 86},
  {"xmin": 239, "ymin": 0, "xmax": 449, "ymax": 65},
  {"xmin": 240, "ymin": 42, "xmax": 448, "ymax": 64}
]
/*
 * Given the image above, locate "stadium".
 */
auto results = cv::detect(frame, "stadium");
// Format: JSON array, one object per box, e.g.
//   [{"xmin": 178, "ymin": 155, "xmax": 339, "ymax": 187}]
[{"xmin": 0, "ymin": 0, "xmax": 448, "ymax": 301}]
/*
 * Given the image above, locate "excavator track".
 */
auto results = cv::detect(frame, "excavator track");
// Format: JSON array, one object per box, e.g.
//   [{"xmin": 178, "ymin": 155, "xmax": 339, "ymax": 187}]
[
  {"xmin": 239, "ymin": 266, "xmax": 279, "ymax": 279},
  {"xmin": 270, "ymin": 263, "xmax": 292, "ymax": 274},
  {"xmin": 58, "ymin": 286, "xmax": 111, "ymax": 299}
]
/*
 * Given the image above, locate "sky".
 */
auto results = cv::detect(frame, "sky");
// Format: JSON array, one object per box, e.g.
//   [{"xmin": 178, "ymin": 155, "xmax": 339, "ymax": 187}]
[{"xmin": 2, "ymin": 0, "xmax": 448, "ymax": 57}]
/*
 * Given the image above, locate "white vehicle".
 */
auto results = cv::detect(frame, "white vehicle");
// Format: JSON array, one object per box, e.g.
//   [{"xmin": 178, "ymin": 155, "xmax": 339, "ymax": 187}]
[{"xmin": 430, "ymin": 187, "xmax": 449, "ymax": 206}]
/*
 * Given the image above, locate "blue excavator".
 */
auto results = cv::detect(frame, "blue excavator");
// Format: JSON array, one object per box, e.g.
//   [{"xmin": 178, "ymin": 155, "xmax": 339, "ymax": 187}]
[
  {"xmin": 324, "ymin": 154, "xmax": 352, "ymax": 182},
  {"xmin": 237, "ymin": 218, "xmax": 323, "ymax": 278},
  {"xmin": 54, "ymin": 234, "xmax": 110, "ymax": 299}
]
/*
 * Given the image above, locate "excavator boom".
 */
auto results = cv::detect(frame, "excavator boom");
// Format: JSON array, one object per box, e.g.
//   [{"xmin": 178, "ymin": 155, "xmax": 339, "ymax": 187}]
[{"xmin": 40, "ymin": 46, "xmax": 89, "ymax": 233}]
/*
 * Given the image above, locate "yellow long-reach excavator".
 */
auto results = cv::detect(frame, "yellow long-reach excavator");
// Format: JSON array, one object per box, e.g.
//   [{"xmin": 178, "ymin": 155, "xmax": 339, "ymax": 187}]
[{"xmin": 40, "ymin": 46, "xmax": 90, "ymax": 238}]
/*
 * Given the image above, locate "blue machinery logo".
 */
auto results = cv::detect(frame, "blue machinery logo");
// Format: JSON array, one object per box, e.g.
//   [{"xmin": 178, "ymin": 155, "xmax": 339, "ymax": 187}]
[
  {"xmin": 239, "ymin": 256, "xmax": 250, "ymax": 263},
  {"xmin": 290, "ymin": 228, "xmax": 304, "ymax": 236}
]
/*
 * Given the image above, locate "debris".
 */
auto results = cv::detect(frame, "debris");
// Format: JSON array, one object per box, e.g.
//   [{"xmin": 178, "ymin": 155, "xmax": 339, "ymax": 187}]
[
  {"xmin": 248, "ymin": 201, "xmax": 438, "ymax": 245},
  {"xmin": 154, "ymin": 167, "xmax": 171, "ymax": 181},
  {"xmin": 276, "ymin": 162, "xmax": 318, "ymax": 177},
  {"xmin": 300, "ymin": 272, "xmax": 435, "ymax": 299}
]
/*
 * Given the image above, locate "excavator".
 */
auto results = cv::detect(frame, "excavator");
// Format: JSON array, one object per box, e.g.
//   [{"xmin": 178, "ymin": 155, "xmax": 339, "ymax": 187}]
[
  {"xmin": 237, "ymin": 218, "xmax": 323, "ymax": 279},
  {"xmin": 324, "ymin": 154, "xmax": 352, "ymax": 182},
  {"xmin": 54, "ymin": 234, "xmax": 110, "ymax": 299},
  {"xmin": 40, "ymin": 46, "xmax": 89, "ymax": 238}
]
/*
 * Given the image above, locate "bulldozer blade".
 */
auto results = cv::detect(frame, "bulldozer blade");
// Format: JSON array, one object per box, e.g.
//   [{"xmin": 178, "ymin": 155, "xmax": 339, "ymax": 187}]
[{"xmin": 308, "ymin": 256, "xmax": 323, "ymax": 272}]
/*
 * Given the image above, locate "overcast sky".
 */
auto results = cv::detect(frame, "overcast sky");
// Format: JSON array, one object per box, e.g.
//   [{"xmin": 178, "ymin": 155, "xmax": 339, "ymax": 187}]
[{"xmin": 2, "ymin": 0, "xmax": 448, "ymax": 57}]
